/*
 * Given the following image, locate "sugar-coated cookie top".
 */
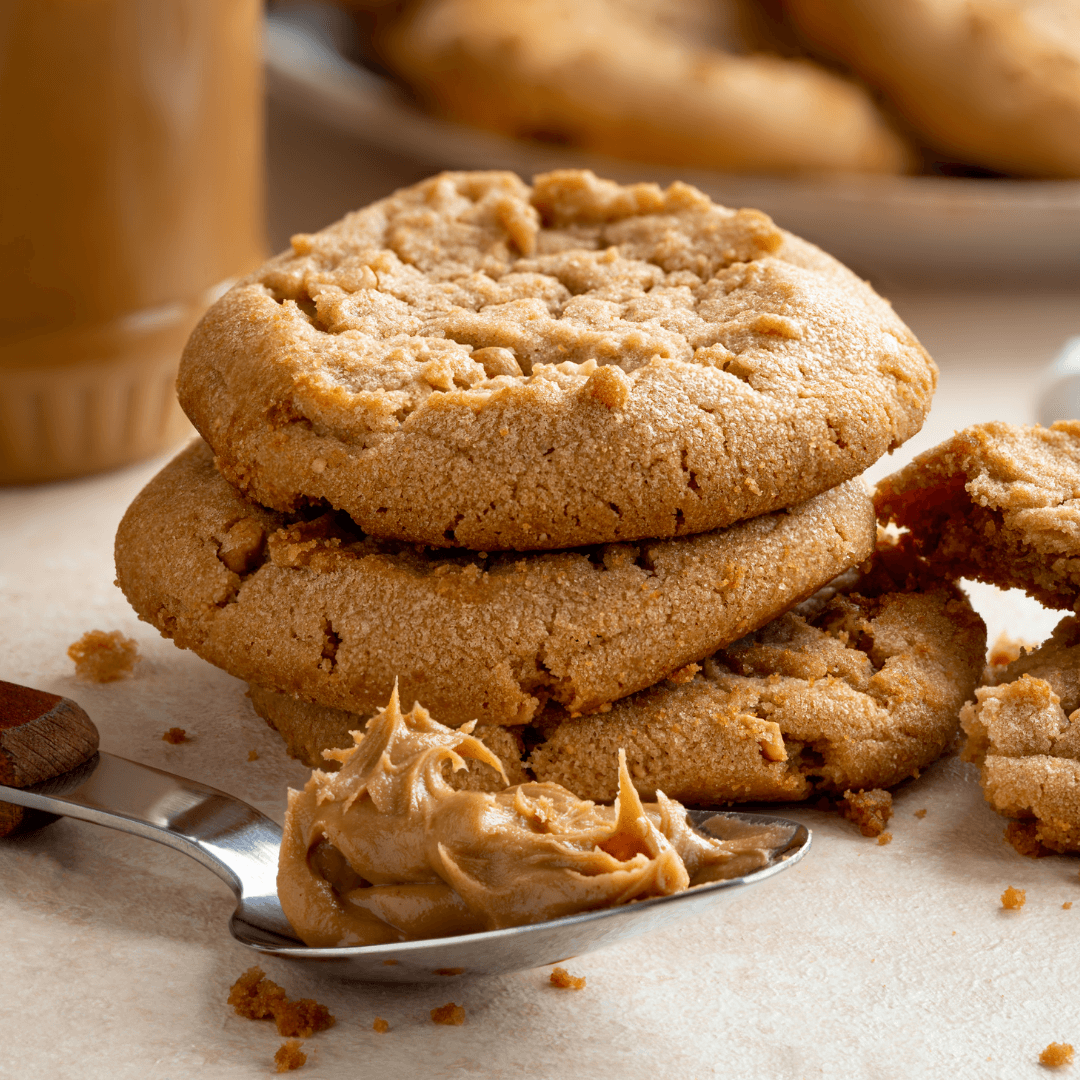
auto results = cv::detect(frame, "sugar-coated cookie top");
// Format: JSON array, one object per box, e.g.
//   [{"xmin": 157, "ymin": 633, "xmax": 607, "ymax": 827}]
[{"xmin": 179, "ymin": 169, "xmax": 935, "ymax": 550}]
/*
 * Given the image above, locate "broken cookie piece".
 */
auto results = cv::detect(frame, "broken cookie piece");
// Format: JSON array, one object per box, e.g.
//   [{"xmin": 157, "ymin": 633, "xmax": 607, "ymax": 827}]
[
  {"xmin": 962, "ymin": 671, "xmax": 1080, "ymax": 854},
  {"xmin": 875, "ymin": 421, "xmax": 1080, "ymax": 610}
]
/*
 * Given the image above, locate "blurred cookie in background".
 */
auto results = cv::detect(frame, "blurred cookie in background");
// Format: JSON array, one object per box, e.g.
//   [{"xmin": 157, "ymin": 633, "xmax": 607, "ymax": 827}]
[
  {"xmin": 373, "ymin": 0, "xmax": 912, "ymax": 174},
  {"xmin": 784, "ymin": 0, "xmax": 1080, "ymax": 178}
]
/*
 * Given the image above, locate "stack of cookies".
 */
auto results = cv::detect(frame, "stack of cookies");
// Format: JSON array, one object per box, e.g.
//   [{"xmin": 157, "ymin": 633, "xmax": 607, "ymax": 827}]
[{"xmin": 115, "ymin": 169, "xmax": 987, "ymax": 806}]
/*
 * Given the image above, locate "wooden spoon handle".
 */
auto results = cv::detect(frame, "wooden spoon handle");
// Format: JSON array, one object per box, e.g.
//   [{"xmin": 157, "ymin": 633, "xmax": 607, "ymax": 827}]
[{"xmin": 0, "ymin": 680, "xmax": 99, "ymax": 837}]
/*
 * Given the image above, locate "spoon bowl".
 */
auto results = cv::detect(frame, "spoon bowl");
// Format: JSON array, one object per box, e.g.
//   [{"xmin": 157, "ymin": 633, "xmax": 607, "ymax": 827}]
[{"xmin": 0, "ymin": 749, "xmax": 809, "ymax": 981}]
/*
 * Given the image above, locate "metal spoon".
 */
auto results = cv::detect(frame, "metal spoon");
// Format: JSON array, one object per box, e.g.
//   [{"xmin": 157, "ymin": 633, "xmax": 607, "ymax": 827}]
[{"xmin": 0, "ymin": 686, "xmax": 809, "ymax": 983}]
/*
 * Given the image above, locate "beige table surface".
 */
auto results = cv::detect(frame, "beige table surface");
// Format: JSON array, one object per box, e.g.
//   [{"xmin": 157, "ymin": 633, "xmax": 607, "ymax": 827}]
[{"xmin": 2, "ymin": 99, "xmax": 1080, "ymax": 1080}]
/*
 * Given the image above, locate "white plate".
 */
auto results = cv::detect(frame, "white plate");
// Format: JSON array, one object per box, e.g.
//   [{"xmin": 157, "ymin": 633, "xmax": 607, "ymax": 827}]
[{"xmin": 264, "ymin": 5, "xmax": 1080, "ymax": 287}]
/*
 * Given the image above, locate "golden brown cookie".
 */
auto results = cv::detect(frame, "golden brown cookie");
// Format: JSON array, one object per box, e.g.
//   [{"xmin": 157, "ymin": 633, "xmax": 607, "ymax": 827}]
[
  {"xmin": 961, "ymin": 661, "xmax": 1080, "ymax": 854},
  {"xmin": 243, "ymin": 538, "xmax": 986, "ymax": 804},
  {"xmin": 178, "ymin": 169, "xmax": 935, "ymax": 551},
  {"xmin": 377, "ymin": 0, "xmax": 910, "ymax": 175},
  {"xmin": 529, "ymin": 539, "xmax": 986, "ymax": 802},
  {"xmin": 115, "ymin": 439, "xmax": 876, "ymax": 727},
  {"xmin": 875, "ymin": 421, "xmax": 1080, "ymax": 610},
  {"xmin": 786, "ymin": 0, "xmax": 1080, "ymax": 177}
]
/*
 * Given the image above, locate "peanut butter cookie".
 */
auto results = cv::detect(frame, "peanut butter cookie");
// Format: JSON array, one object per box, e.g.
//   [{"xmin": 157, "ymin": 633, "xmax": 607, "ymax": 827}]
[
  {"xmin": 529, "ymin": 538, "xmax": 985, "ymax": 802},
  {"xmin": 242, "ymin": 538, "xmax": 985, "ymax": 803},
  {"xmin": 875, "ymin": 421, "xmax": 1080, "ymax": 610},
  {"xmin": 961, "ymin": 616, "xmax": 1080, "ymax": 854},
  {"xmin": 378, "ymin": 0, "xmax": 910, "ymax": 174},
  {"xmin": 115, "ymin": 439, "xmax": 875, "ymax": 728},
  {"xmin": 178, "ymin": 170, "xmax": 934, "ymax": 551},
  {"xmin": 786, "ymin": 0, "xmax": 1080, "ymax": 177}
]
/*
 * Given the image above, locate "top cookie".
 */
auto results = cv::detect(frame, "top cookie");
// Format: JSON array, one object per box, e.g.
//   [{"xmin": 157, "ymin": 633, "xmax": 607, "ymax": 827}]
[
  {"xmin": 875, "ymin": 421, "xmax": 1080, "ymax": 609},
  {"xmin": 786, "ymin": 0, "xmax": 1080, "ymax": 177},
  {"xmin": 179, "ymin": 169, "xmax": 935, "ymax": 550}
]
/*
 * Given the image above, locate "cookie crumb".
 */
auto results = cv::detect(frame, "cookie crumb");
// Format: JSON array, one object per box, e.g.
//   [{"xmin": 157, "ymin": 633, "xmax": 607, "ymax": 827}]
[
  {"xmin": 373, "ymin": 1018, "xmax": 389, "ymax": 1033},
  {"xmin": 1039, "ymin": 1043, "xmax": 1074, "ymax": 1067},
  {"xmin": 877, "ymin": 831, "xmax": 893, "ymax": 846},
  {"xmin": 228, "ymin": 967, "xmax": 334, "ymax": 1037},
  {"xmin": 1001, "ymin": 886, "xmax": 1027, "ymax": 910},
  {"xmin": 550, "ymin": 967, "xmax": 586, "ymax": 990},
  {"xmin": 430, "ymin": 1002, "xmax": 465, "ymax": 1025},
  {"xmin": 248, "ymin": 749, "xmax": 259, "ymax": 761},
  {"xmin": 382, "ymin": 959, "xmax": 399, "ymax": 966},
  {"xmin": 1005, "ymin": 821, "xmax": 1050, "ymax": 858},
  {"xmin": 914, "ymin": 809, "xmax": 927, "ymax": 819},
  {"xmin": 667, "ymin": 662, "xmax": 701, "ymax": 685},
  {"xmin": 1064, "ymin": 902, "xmax": 1073, "ymax": 910},
  {"xmin": 162, "ymin": 727, "xmax": 189, "ymax": 744},
  {"xmin": 67, "ymin": 629, "xmax": 139, "ymax": 682},
  {"xmin": 585, "ymin": 364, "xmax": 630, "ymax": 409},
  {"xmin": 435, "ymin": 967, "xmax": 464, "ymax": 976},
  {"xmin": 274, "ymin": 998, "xmax": 336, "ymax": 1039},
  {"xmin": 274, "ymin": 1040, "xmax": 306, "ymax": 1072},
  {"xmin": 842, "ymin": 789, "xmax": 893, "ymax": 837}
]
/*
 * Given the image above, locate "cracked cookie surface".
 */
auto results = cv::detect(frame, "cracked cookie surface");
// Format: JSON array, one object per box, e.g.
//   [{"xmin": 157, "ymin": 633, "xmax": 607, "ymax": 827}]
[
  {"xmin": 178, "ymin": 169, "xmax": 934, "ymax": 550},
  {"xmin": 239, "ymin": 538, "xmax": 985, "ymax": 804},
  {"xmin": 528, "ymin": 538, "xmax": 985, "ymax": 802},
  {"xmin": 114, "ymin": 439, "xmax": 875, "ymax": 728},
  {"xmin": 875, "ymin": 421, "xmax": 1080, "ymax": 610}
]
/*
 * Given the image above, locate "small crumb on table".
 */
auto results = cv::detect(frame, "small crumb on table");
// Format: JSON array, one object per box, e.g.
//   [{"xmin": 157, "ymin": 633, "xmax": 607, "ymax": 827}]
[
  {"xmin": 431, "ymin": 1002, "xmax": 465, "ymax": 1025},
  {"xmin": 914, "ymin": 809, "xmax": 927, "ymax": 819},
  {"xmin": 1040, "ymin": 1042, "xmax": 1074, "ymax": 1067},
  {"xmin": 877, "ymin": 832, "xmax": 893, "ymax": 846},
  {"xmin": 435, "ymin": 967, "xmax": 464, "ymax": 976},
  {"xmin": 228, "ymin": 966, "xmax": 334, "ymax": 1037},
  {"xmin": 550, "ymin": 966, "xmax": 586, "ymax": 990},
  {"xmin": 1001, "ymin": 886, "xmax": 1027, "ymax": 910},
  {"xmin": 1064, "ymin": 902, "xmax": 1073, "ymax": 911},
  {"xmin": 274, "ymin": 1040, "xmax": 306, "ymax": 1072},
  {"xmin": 842, "ymin": 789, "xmax": 893, "ymax": 837},
  {"xmin": 67, "ymin": 629, "xmax": 139, "ymax": 682},
  {"xmin": 373, "ymin": 1017, "xmax": 389, "ymax": 1033},
  {"xmin": 248, "ymin": 749, "xmax": 259, "ymax": 761},
  {"xmin": 162, "ymin": 727, "xmax": 189, "ymax": 745}
]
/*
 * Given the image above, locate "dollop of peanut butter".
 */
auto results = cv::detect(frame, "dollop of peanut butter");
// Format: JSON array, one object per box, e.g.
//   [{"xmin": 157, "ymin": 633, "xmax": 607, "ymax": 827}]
[{"xmin": 278, "ymin": 688, "xmax": 778, "ymax": 947}]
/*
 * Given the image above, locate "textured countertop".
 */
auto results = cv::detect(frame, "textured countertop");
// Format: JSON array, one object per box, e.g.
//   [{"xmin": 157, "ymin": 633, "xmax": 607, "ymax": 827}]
[{"xmin": 2, "ymin": 100, "xmax": 1079, "ymax": 1080}]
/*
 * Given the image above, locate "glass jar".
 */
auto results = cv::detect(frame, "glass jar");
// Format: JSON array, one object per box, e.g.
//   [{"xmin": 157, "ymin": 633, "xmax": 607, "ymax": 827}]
[{"xmin": 0, "ymin": 0, "xmax": 265, "ymax": 482}]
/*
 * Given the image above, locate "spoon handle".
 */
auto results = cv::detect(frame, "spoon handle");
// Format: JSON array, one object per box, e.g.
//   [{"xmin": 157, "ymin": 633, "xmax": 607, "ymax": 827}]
[
  {"xmin": 0, "ymin": 679, "xmax": 99, "ymax": 835},
  {"xmin": 0, "ymin": 680, "xmax": 296, "ymax": 942}
]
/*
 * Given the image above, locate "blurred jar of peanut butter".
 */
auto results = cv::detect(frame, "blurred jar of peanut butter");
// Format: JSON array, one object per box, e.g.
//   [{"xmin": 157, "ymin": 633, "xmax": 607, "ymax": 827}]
[{"xmin": 0, "ymin": 0, "xmax": 265, "ymax": 483}]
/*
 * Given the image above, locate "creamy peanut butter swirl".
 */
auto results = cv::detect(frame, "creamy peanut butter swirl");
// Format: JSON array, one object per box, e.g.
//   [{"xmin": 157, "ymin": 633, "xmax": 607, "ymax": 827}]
[{"xmin": 278, "ymin": 688, "xmax": 775, "ymax": 947}]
